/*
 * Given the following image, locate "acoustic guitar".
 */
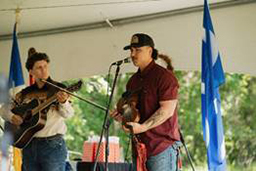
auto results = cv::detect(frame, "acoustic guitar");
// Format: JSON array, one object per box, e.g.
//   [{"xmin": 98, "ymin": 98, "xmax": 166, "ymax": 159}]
[{"xmin": 4, "ymin": 80, "xmax": 82, "ymax": 149}]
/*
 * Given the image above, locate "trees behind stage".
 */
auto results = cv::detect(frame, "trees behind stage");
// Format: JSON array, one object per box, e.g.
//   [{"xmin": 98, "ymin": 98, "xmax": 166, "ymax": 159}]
[{"xmin": 64, "ymin": 71, "xmax": 256, "ymax": 169}]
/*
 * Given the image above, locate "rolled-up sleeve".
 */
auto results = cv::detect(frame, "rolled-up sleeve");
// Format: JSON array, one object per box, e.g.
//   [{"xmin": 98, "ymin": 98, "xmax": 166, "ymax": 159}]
[
  {"xmin": 0, "ymin": 104, "xmax": 14, "ymax": 122},
  {"xmin": 1, "ymin": 92, "xmax": 23, "ymax": 122},
  {"xmin": 158, "ymin": 71, "xmax": 179, "ymax": 101}
]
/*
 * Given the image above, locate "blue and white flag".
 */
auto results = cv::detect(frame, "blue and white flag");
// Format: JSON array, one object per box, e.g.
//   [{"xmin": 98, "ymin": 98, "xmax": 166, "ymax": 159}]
[
  {"xmin": 201, "ymin": 0, "xmax": 226, "ymax": 170},
  {"xmin": 8, "ymin": 22, "xmax": 25, "ymax": 95}
]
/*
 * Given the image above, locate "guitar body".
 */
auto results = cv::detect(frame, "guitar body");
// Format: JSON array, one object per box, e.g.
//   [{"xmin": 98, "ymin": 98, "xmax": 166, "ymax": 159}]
[
  {"xmin": 4, "ymin": 98, "xmax": 48, "ymax": 149},
  {"xmin": 4, "ymin": 80, "xmax": 82, "ymax": 149}
]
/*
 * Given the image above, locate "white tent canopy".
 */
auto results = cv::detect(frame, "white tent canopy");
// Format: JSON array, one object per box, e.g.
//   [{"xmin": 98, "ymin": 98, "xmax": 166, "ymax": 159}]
[{"xmin": 1, "ymin": 0, "xmax": 256, "ymax": 83}]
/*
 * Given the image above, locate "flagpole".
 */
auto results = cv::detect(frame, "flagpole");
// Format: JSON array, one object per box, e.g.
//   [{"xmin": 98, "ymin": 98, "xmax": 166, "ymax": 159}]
[
  {"xmin": 15, "ymin": 7, "xmax": 21, "ymax": 26},
  {"xmin": 10, "ymin": 8, "xmax": 21, "ymax": 97}
]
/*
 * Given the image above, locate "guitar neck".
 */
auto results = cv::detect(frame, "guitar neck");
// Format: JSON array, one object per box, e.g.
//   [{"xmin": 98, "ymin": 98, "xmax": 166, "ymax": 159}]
[
  {"xmin": 29, "ymin": 80, "xmax": 82, "ymax": 116},
  {"xmin": 31, "ymin": 95, "xmax": 57, "ymax": 115}
]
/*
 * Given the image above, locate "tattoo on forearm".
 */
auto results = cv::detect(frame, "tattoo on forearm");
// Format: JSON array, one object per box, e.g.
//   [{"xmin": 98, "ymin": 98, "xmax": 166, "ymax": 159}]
[{"xmin": 143, "ymin": 110, "xmax": 169, "ymax": 129}]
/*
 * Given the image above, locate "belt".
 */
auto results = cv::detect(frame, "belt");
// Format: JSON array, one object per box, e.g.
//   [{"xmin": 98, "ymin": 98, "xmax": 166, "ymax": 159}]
[{"xmin": 33, "ymin": 134, "xmax": 63, "ymax": 141}]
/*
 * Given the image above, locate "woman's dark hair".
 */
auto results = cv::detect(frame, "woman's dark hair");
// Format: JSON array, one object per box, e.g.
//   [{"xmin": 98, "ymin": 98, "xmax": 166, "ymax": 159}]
[
  {"xmin": 158, "ymin": 54, "xmax": 174, "ymax": 71},
  {"xmin": 25, "ymin": 47, "xmax": 50, "ymax": 71}
]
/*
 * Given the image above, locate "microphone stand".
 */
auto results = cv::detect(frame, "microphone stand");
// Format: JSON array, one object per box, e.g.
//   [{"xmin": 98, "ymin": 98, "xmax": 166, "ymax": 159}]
[{"xmin": 93, "ymin": 64, "xmax": 121, "ymax": 171}]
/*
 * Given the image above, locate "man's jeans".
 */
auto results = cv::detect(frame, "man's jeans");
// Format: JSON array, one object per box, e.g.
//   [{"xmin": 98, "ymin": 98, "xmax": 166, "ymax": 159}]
[
  {"xmin": 22, "ymin": 135, "xmax": 67, "ymax": 171},
  {"xmin": 133, "ymin": 141, "xmax": 182, "ymax": 171}
]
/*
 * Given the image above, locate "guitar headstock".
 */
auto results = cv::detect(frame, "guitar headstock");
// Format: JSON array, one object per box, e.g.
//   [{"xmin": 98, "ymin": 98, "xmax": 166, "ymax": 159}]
[{"xmin": 67, "ymin": 80, "xmax": 83, "ymax": 92}]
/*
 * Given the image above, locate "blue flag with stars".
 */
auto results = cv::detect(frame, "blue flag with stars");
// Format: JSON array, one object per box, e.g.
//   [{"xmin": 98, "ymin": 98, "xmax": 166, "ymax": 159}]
[
  {"xmin": 201, "ymin": 0, "xmax": 226, "ymax": 170},
  {"xmin": 8, "ymin": 22, "xmax": 24, "ymax": 89}
]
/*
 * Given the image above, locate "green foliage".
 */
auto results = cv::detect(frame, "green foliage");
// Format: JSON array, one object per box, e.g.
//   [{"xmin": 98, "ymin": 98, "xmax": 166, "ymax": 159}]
[
  {"xmin": 64, "ymin": 72, "xmax": 256, "ymax": 169},
  {"xmin": 222, "ymin": 75, "xmax": 256, "ymax": 167},
  {"xmin": 175, "ymin": 71, "xmax": 207, "ymax": 165}
]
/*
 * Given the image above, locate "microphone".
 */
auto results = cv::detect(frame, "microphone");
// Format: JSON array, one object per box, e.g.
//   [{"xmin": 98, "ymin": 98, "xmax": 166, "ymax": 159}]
[{"xmin": 111, "ymin": 57, "xmax": 131, "ymax": 65}]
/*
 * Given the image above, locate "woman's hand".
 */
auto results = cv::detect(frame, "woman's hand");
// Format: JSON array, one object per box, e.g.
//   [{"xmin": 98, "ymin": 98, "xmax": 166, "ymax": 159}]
[
  {"xmin": 11, "ymin": 115, "xmax": 23, "ymax": 125},
  {"xmin": 56, "ymin": 91, "xmax": 69, "ymax": 103}
]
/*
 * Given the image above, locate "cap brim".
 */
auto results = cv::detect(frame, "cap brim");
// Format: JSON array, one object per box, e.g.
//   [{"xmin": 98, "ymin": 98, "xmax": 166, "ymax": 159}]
[
  {"xmin": 123, "ymin": 44, "xmax": 144, "ymax": 50},
  {"xmin": 123, "ymin": 45, "xmax": 131, "ymax": 50}
]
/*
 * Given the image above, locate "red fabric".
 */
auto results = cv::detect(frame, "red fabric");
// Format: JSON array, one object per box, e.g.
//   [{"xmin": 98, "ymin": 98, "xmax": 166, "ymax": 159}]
[
  {"xmin": 136, "ymin": 143, "xmax": 147, "ymax": 171},
  {"xmin": 29, "ymin": 74, "xmax": 35, "ymax": 85},
  {"xmin": 127, "ymin": 61, "xmax": 180, "ymax": 157},
  {"xmin": 178, "ymin": 157, "xmax": 182, "ymax": 169},
  {"xmin": 177, "ymin": 148, "xmax": 182, "ymax": 169},
  {"xmin": 132, "ymin": 137, "xmax": 147, "ymax": 171}
]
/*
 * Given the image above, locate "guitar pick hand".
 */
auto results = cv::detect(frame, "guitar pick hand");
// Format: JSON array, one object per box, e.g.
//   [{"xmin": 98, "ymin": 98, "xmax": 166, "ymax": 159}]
[{"xmin": 56, "ymin": 91, "xmax": 69, "ymax": 103}]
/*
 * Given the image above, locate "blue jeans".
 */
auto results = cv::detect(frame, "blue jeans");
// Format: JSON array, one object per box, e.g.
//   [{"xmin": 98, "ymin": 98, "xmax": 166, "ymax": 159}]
[
  {"xmin": 133, "ymin": 141, "xmax": 182, "ymax": 171},
  {"xmin": 22, "ymin": 135, "xmax": 67, "ymax": 171}
]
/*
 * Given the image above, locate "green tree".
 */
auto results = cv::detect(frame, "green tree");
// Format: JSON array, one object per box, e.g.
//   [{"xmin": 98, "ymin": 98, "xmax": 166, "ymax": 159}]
[{"xmin": 64, "ymin": 72, "xmax": 256, "ymax": 169}]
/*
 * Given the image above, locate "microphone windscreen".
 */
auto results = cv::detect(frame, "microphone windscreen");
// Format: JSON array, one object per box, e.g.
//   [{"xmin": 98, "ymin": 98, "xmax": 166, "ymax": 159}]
[{"xmin": 124, "ymin": 57, "xmax": 131, "ymax": 63}]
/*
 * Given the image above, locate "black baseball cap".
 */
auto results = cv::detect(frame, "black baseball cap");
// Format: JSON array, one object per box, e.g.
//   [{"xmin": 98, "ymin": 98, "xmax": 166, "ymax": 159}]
[{"xmin": 123, "ymin": 33, "xmax": 155, "ymax": 50}]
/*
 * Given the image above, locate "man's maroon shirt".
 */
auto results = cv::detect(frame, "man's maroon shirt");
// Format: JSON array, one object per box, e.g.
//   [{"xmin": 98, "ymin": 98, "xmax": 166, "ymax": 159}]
[{"xmin": 126, "ymin": 60, "xmax": 180, "ymax": 157}]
